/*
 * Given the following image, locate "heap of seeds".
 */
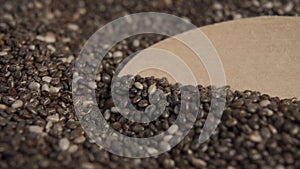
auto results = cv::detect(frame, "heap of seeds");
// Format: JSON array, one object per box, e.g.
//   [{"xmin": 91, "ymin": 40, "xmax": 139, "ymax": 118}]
[
  {"xmin": 1, "ymin": 0, "xmax": 300, "ymax": 168},
  {"xmin": 96, "ymin": 75, "xmax": 300, "ymax": 169}
]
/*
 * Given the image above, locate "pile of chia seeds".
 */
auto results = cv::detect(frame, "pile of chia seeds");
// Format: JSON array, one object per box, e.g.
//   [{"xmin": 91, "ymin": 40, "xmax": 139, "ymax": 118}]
[{"xmin": 0, "ymin": 0, "xmax": 299, "ymax": 169}]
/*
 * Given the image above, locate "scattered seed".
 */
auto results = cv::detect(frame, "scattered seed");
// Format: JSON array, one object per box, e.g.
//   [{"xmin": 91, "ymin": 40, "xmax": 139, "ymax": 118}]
[
  {"xmin": 11, "ymin": 100, "xmax": 23, "ymax": 108},
  {"xmin": 47, "ymin": 114, "xmax": 60, "ymax": 122},
  {"xmin": 41, "ymin": 84, "xmax": 50, "ymax": 92},
  {"xmin": 68, "ymin": 145, "xmax": 78, "ymax": 153},
  {"xmin": 0, "ymin": 104, "xmax": 7, "ymax": 110},
  {"xmin": 190, "ymin": 157, "xmax": 207, "ymax": 167},
  {"xmin": 59, "ymin": 138, "xmax": 70, "ymax": 151},
  {"xmin": 74, "ymin": 136, "xmax": 86, "ymax": 144},
  {"xmin": 132, "ymin": 39, "xmax": 140, "ymax": 47},
  {"xmin": 168, "ymin": 124, "xmax": 178, "ymax": 134},
  {"xmin": 29, "ymin": 125, "xmax": 44, "ymax": 134},
  {"xmin": 249, "ymin": 132, "xmax": 263, "ymax": 142},
  {"xmin": 134, "ymin": 82, "xmax": 143, "ymax": 90},
  {"xmin": 148, "ymin": 84, "xmax": 157, "ymax": 94},
  {"xmin": 112, "ymin": 51, "xmax": 123, "ymax": 58},
  {"xmin": 49, "ymin": 86, "xmax": 60, "ymax": 93},
  {"xmin": 36, "ymin": 32, "xmax": 56, "ymax": 43},
  {"xmin": 28, "ymin": 82, "xmax": 40, "ymax": 91},
  {"xmin": 67, "ymin": 23, "xmax": 79, "ymax": 31},
  {"xmin": 138, "ymin": 99, "xmax": 148, "ymax": 108},
  {"xmin": 259, "ymin": 100, "xmax": 271, "ymax": 107},
  {"xmin": 42, "ymin": 76, "xmax": 52, "ymax": 83},
  {"xmin": 0, "ymin": 51, "xmax": 8, "ymax": 56}
]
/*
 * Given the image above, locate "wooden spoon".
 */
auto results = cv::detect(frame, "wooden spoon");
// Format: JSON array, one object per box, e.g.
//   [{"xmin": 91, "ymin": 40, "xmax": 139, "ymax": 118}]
[{"xmin": 119, "ymin": 16, "xmax": 300, "ymax": 98}]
